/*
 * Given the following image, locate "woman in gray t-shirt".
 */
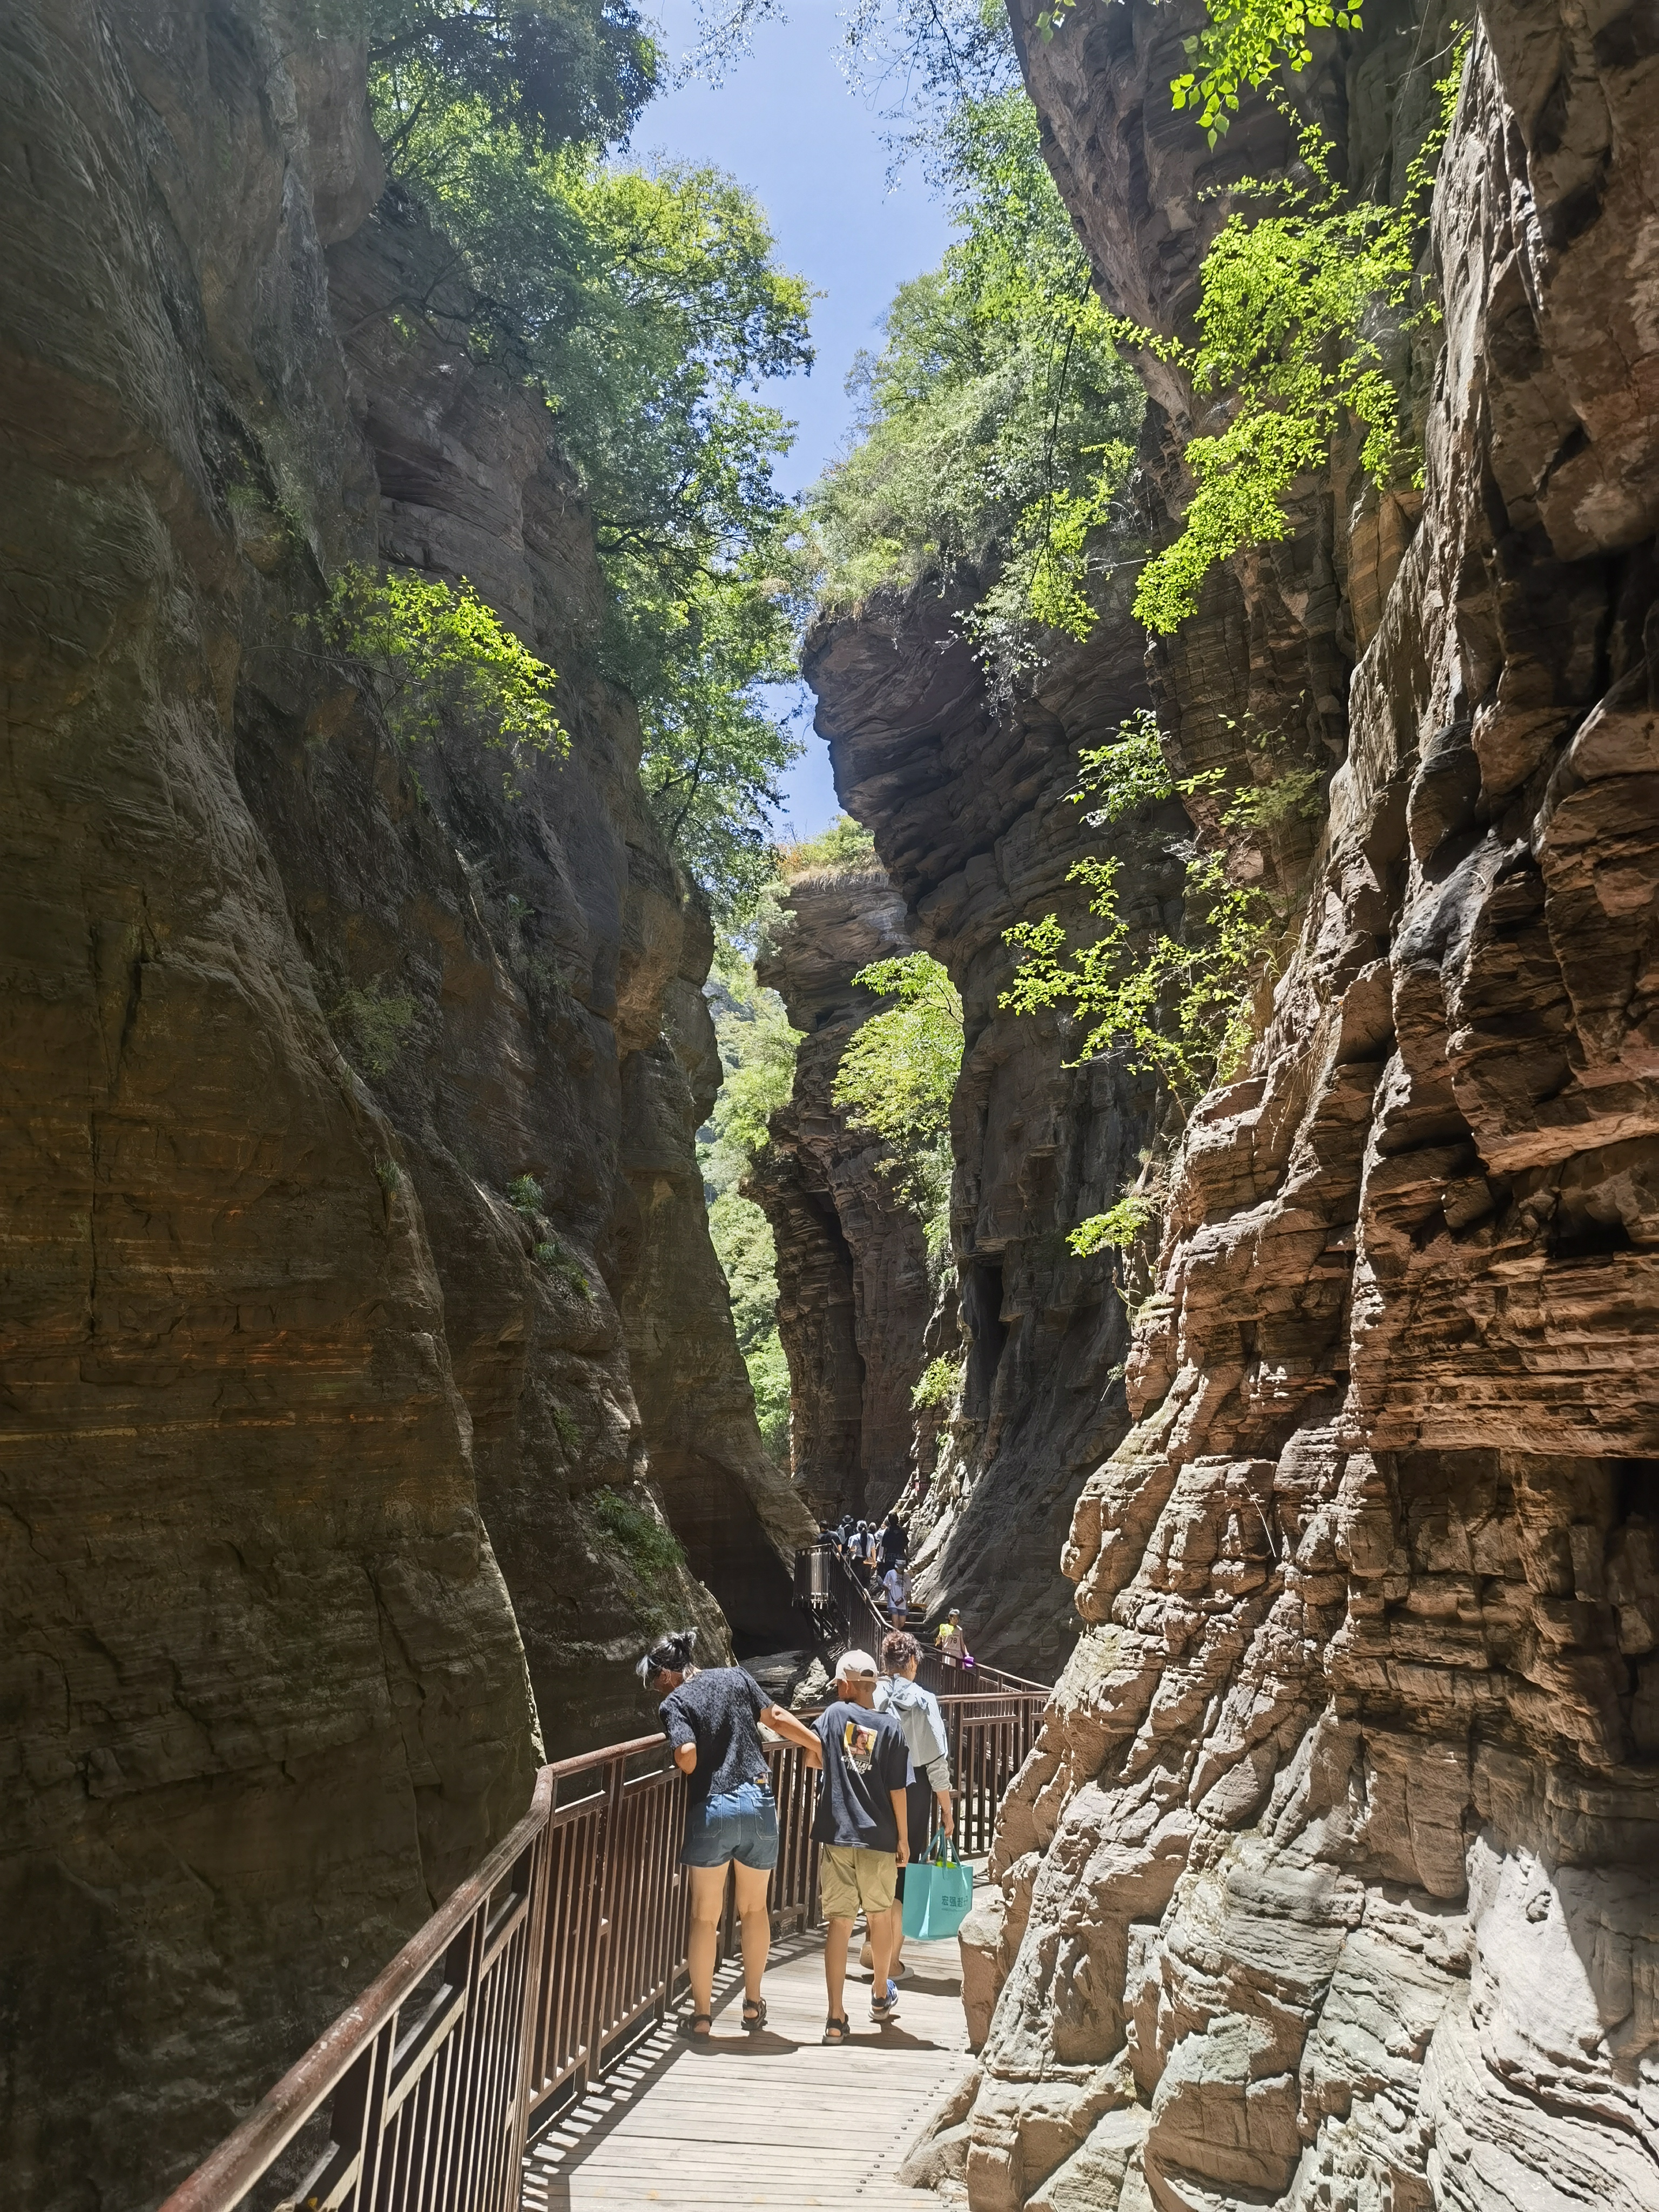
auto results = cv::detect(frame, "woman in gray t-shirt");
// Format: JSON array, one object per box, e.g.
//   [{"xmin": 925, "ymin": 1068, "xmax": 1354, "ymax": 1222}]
[{"xmin": 638, "ymin": 1629, "xmax": 821, "ymax": 2038}]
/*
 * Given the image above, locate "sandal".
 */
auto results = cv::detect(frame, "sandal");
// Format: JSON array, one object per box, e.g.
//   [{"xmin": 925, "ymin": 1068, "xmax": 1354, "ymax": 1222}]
[
  {"xmin": 871, "ymin": 1992, "xmax": 900, "ymax": 2026},
  {"xmin": 741, "ymin": 1997, "xmax": 767, "ymax": 2033},
  {"xmin": 821, "ymin": 2014, "xmax": 851, "ymax": 2044},
  {"xmin": 677, "ymin": 2012, "xmax": 713, "ymax": 2040}
]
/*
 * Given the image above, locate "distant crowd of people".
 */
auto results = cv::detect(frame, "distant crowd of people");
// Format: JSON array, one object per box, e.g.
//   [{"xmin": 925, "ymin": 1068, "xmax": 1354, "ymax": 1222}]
[
  {"xmin": 637, "ymin": 1624, "xmax": 957, "ymax": 2045},
  {"xmin": 825, "ymin": 1510, "xmax": 973, "ymax": 1663},
  {"xmin": 830, "ymin": 1510, "xmax": 913, "ymax": 1626}
]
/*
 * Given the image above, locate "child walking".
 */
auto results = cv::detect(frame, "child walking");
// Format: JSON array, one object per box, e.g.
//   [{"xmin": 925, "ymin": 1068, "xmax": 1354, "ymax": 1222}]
[{"xmin": 811, "ymin": 1648, "xmax": 909, "ymax": 2042}]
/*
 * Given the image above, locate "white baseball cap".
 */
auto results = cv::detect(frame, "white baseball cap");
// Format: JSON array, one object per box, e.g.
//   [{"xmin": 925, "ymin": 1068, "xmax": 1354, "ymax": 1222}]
[{"xmin": 835, "ymin": 1647, "xmax": 878, "ymax": 1682}]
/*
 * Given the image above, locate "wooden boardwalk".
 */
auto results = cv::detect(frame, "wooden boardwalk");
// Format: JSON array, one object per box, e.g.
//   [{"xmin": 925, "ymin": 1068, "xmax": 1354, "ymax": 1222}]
[{"xmin": 520, "ymin": 1924, "xmax": 972, "ymax": 2209}]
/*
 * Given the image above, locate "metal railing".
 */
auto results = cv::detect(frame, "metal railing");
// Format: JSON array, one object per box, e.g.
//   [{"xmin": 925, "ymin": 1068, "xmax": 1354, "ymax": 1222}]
[
  {"xmin": 159, "ymin": 1680, "xmax": 1046, "ymax": 2212},
  {"xmin": 793, "ymin": 1537, "xmax": 1050, "ymax": 1698},
  {"xmin": 944, "ymin": 1691, "xmax": 1044, "ymax": 1857}
]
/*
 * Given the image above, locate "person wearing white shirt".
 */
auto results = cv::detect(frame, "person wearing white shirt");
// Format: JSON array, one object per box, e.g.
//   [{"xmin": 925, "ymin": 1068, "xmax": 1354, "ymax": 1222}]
[
  {"xmin": 866, "ymin": 1629, "xmax": 955, "ymax": 1988},
  {"xmin": 934, "ymin": 1608, "xmax": 970, "ymax": 1665},
  {"xmin": 881, "ymin": 1562, "xmax": 911, "ymax": 1626}
]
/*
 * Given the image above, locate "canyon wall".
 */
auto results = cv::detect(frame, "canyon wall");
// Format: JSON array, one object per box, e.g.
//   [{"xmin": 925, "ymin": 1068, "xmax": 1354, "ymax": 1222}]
[
  {"xmin": 0, "ymin": 5, "xmax": 808, "ymax": 2206},
  {"xmin": 909, "ymin": 0, "xmax": 1659, "ymax": 2206},
  {"xmin": 802, "ymin": 585, "xmax": 1186, "ymax": 1679},
  {"xmin": 750, "ymin": 861, "xmax": 933, "ymax": 1523}
]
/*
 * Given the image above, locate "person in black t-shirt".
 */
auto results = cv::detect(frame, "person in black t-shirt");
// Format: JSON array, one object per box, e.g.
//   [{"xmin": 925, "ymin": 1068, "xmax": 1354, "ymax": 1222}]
[
  {"xmin": 876, "ymin": 1512, "xmax": 907, "ymax": 1575},
  {"xmin": 810, "ymin": 1648, "xmax": 909, "ymax": 2041},
  {"xmin": 638, "ymin": 1629, "xmax": 821, "ymax": 2039}
]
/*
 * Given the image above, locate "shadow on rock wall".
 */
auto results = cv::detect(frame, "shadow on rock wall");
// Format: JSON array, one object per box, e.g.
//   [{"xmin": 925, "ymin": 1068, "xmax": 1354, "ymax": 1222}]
[{"xmin": 0, "ymin": 5, "xmax": 810, "ymax": 2206}]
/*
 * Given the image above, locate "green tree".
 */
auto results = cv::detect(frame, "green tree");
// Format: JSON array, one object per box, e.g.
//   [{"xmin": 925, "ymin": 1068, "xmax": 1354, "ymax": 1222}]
[
  {"xmin": 318, "ymin": 8, "xmax": 814, "ymax": 921},
  {"xmin": 311, "ymin": 0, "xmax": 657, "ymax": 157},
  {"xmin": 832, "ymin": 953, "xmax": 963, "ymax": 1260},
  {"xmin": 800, "ymin": 77, "xmax": 1144, "ymax": 678},
  {"xmin": 699, "ymin": 946, "xmax": 802, "ymax": 1466}
]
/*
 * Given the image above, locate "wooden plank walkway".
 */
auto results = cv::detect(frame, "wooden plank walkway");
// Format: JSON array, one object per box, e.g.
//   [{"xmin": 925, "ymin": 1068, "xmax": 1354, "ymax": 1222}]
[{"xmin": 521, "ymin": 1924, "xmax": 971, "ymax": 2209}]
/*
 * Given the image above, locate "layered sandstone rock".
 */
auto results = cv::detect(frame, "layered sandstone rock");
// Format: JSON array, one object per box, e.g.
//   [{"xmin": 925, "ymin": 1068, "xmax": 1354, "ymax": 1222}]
[
  {"xmin": 309, "ymin": 191, "xmax": 812, "ymax": 1665},
  {"xmin": 933, "ymin": 1, "xmax": 1659, "ymax": 2206},
  {"xmin": 0, "ymin": 5, "xmax": 806, "ymax": 2204},
  {"xmin": 802, "ymin": 583, "xmax": 1187, "ymax": 1678},
  {"xmin": 750, "ymin": 862, "xmax": 933, "ymax": 1522}
]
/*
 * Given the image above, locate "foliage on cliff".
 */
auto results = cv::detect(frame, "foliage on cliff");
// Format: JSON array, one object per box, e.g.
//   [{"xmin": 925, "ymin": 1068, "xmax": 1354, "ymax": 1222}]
[
  {"xmin": 314, "ymin": 565, "xmax": 564, "ymax": 774},
  {"xmin": 800, "ymin": 73, "xmax": 1143, "ymax": 672},
  {"xmin": 1003, "ymin": 710, "xmax": 1323, "ymax": 1199},
  {"xmin": 833, "ymin": 953, "xmax": 963, "ymax": 1259},
  {"xmin": 802, "ymin": 0, "xmax": 1460, "ymax": 658},
  {"xmin": 326, "ymin": 0, "xmax": 812, "ymax": 920},
  {"xmin": 1032, "ymin": 0, "xmax": 1366, "ymax": 141},
  {"xmin": 699, "ymin": 947, "xmax": 801, "ymax": 1463},
  {"xmin": 1121, "ymin": 66, "xmax": 1464, "ymax": 633},
  {"xmin": 777, "ymin": 814, "xmax": 879, "ymax": 877}
]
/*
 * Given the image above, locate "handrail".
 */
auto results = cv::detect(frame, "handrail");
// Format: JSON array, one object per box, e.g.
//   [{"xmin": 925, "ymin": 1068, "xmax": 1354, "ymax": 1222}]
[
  {"xmin": 157, "ymin": 1683, "xmax": 1049, "ymax": 2212},
  {"xmin": 158, "ymin": 1770, "xmax": 558, "ymax": 2212}
]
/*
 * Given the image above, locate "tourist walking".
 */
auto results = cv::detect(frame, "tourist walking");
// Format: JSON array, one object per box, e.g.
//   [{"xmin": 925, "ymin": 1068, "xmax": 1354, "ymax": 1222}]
[
  {"xmin": 934, "ymin": 1607, "xmax": 971, "ymax": 1665},
  {"xmin": 851, "ymin": 1520, "xmax": 877, "ymax": 1586},
  {"xmin": 876, "ymin": 1510, "xmax": 907, "ymax": 1574},
  {"xmin": 638, "ymin": 1629, "xmax": 822, "ymax": 2038},
  {"xmin": 867, "ymin": 1630, "xmax": 954, "ymax": 1990},
  {"xmin": 811, "ymin": 1648, "xmax": 910, "ymax": 2042},
  {"xmin": 881, "ymin": 1558, "xmax": 912, "ymax": 1627}
]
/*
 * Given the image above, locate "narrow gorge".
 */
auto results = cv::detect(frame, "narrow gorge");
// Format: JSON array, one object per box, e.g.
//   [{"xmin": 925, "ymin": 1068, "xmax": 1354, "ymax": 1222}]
[{"xmin": 2, "ymin": 0, "xmax": 1656, "ymax": 2206}]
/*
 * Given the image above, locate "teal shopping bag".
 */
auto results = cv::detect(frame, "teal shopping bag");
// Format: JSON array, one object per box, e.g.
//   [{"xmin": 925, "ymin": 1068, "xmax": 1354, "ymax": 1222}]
[{"xmin": 902, "ymin": 1832, "xmax": 974, "ymax": 1941}]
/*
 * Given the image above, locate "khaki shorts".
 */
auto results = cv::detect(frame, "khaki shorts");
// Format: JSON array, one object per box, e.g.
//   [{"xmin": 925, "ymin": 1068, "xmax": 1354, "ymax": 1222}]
[{"xmin": 819, "ymin": 1844, "xmax": 897, "ymax": 1920}]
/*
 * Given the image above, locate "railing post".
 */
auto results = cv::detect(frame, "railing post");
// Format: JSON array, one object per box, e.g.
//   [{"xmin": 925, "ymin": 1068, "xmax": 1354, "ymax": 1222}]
[
  {"xmin": 512, "ymin": 1813, "xmax": 554, "ymax": 2160},
  {"xmin": 575, "ymin": 1750, "xmax": 624, "ymax": 2101},
  {"xmin": 321, "ymin": 2031, "xmax": 389, "ymax": 2212}
]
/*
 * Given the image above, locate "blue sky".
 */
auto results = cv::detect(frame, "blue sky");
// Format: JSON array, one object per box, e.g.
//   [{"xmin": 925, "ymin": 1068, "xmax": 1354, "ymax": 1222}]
[{"xmin": 638, "ymin": 1, "xmax": 956, "ymax": 838}]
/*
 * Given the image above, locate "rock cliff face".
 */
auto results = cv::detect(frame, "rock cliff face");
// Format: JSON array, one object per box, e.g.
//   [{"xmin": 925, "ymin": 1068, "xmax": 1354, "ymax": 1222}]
[
  {"xmin": 802, "ymin": 584, "xmax": 1186, "ymax": 1678},
  {"xmin": 0, "ymin": 6, "xmax": 808, "ymax": 2205},
  {"xmin": 914, "ymin": 1, "xmax": 1659, "ymax": 2207},
  {"xmin": 314, "ymin": 190, "xmax": 811, "ymax": 1670},
  {"xmin": 750, "ymin": 863, "xmax": 932, "ymax": 1521}
]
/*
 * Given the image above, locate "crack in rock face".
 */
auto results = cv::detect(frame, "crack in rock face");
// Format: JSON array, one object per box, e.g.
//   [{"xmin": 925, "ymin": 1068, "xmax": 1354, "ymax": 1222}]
[{"xmin": 748, "ymin": 862, "xmax": 933, "ymax": 1525}]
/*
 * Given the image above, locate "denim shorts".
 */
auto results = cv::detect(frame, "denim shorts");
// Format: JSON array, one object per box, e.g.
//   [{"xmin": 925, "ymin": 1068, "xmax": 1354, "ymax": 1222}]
[{"xmin": 680, "ymin": 1780, "xmax": 779, "ymax": 1871}]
